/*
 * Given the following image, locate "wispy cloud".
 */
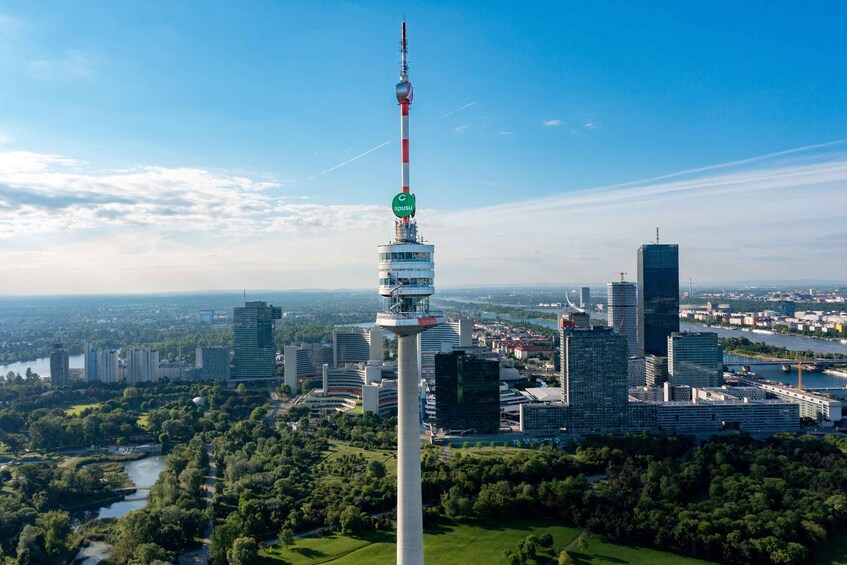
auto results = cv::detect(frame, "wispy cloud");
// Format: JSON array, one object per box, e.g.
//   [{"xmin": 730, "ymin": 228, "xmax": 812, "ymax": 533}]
[
  {"xmin": 499, "ymin": 131, "xmax": 513, "ymax": 136},
  {"xmin": 29, "ymin": 49, "xmax": 97, "ymax": 79},
  {"xmin": 583, "ymin": 121, "xmax": 597, "ymax": 130},
  {"xmin": 543, "ymin": 119, "xmax": 562, "ymax": 127},
  {"xmin": 454, "ymin": 125, "xmax": 468, "ymax": 134},
  {"xmin": 439, "ymin": 101, "xmax": 477, "ymax": 120}
]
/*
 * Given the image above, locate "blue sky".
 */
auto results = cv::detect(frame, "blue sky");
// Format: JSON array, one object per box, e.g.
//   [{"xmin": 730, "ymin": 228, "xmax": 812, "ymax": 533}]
[{"xmin": 0, "ymin": 2, "xmax": 846, "ymax": 293}]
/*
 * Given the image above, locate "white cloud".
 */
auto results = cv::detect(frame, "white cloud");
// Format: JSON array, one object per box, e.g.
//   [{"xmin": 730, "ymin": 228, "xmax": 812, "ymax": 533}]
[
  {"xmin": 0, "ymin": 143, "xmax": 846, "ymax": 294},
  {"xmin": 543, "ymin": 119, "xmax": 562, "ymax": 127},
  {"xmin": 0, "ymin": 132, "xmax": 12, "ymax": 145},
  {"xmin": 29, "ymin": 49, "xmax": 96, "ymax": 79},
  {"xmin": 454, "ymin": 125, "xmax": 468, "ymax": 134},
  {"xmin": 499, "ymin": 131, "xmax": 513, "ymax": 136},
  {"xmin": 583, "ymin": 121, "xmax": 597, "ymax": 130}
]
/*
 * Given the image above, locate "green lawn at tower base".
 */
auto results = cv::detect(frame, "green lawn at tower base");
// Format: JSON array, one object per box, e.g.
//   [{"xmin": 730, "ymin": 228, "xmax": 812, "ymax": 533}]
[{"xmin": 258, "ymin": 519, "xmax": 717, "ymax": 564}]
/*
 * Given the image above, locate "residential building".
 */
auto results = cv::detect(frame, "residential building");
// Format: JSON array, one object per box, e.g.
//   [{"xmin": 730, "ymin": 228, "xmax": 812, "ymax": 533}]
[
  {"xmin": 95, "ymin": 349, "xmax": 120, "ymax": 383},
  {"xmin": 562, "ymin": 326, "xmax": 628, "ymax": 432},
  {"xmin": 49, "ymin": 343, "xmax": 70, "ymax": 386},
  {"xmin": 127, "ymin": 348, "xmax": 159, "ymax": 384},
  {"xmin": 637, "ymin": 243, "xmax": 679, "ymax": 356}
]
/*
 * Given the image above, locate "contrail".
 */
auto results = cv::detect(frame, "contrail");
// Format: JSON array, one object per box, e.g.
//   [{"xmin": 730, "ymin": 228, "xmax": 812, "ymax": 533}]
[
  {"xmin": 439, "ymin": 101, "xmax": 477, "ymax": 120},
  {"xmin": 583, "ymin": 138, "xmax": 847, "ymax": 194},
  {"xmin": 290, "ymin": 140, "xmax": 394, "ymax": 187}
]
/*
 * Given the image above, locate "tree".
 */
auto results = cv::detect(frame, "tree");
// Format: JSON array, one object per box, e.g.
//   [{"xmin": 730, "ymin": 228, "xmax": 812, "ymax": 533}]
[
  {"xmin": 210, "ymin": 520, "xmax": 241, "ymax": 564},
  {"xmin": 36, "ymin": 511, "xmax": 71, "ymax": 558},
  {"xmin": 227, "ymin": 536, "xmax": 258, "ymax": 565},
  {"xmin": 236, "ymin": 383, "xmax": 247, "ymax": 395},
  {"xmin": 124, "ymin": 387, "xmax": 140, "ymax": 399},
  {"xmin": 558, "ymin": 550, "xmax": 573, "ymax": 565},
  {"xmin": 339, "ymin": 506, "xmax": 367, "ymax": 536},
  {"xmin": 129, "ymin": 543, "xmax": 173, "ymax": 565},
  {"xmin": 367, "ymin": 459, "xmax": 387, "ymax": 478},
  {"xmin": 279, "ymin": 526, "xmax": 295, "ymax": 549}
]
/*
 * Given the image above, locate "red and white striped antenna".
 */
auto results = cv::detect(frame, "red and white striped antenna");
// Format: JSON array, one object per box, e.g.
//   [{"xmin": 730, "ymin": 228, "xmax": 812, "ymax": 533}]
[{"xmin": 396, "ymin": 20, "xmax": 414, "ymax": 226}]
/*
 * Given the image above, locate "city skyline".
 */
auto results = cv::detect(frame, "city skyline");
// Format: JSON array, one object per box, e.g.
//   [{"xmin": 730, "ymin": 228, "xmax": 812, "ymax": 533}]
[{"xmin": 1, "ymin": 3, "xmax": 847, "ymax": 294}]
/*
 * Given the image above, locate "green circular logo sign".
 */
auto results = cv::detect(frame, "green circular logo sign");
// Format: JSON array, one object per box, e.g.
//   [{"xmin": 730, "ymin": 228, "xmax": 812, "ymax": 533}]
[{"xmin": 392, "ymin": 192, "xmax": 416, "ymax": 218}]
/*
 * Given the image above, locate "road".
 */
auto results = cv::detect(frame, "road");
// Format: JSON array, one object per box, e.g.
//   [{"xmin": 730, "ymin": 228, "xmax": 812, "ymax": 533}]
[{"xmin": 179, "ymin": 443, "xmax": 217, "ymax": 565}]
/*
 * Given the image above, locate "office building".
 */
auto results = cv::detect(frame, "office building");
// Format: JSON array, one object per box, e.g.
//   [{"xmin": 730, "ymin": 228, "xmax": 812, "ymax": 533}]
[
  {"xmin": 333, "ymin": 326, "xmax": 384, "ymax": 366},
  {"xmin": 561, "ymin": 326, "xmax": 628, "ymax": 432},
  {"xmin": 232, "ymin": 301, "xmax": 282, "ymax": 381},
  {"xmin": 283, "ymin": 344, "xmax": 332, "ymax": 391},
  {"xmin": 579, "ymin": 287, "xmax": 591, "ymax": 310},
  {"xmin": 195, "ymin": 346, "xmax": 231, "ymax": 380},
  {"xmin": 668, "ymin": 332, "xmax": 722, "ymax": 388},
  {"xmin": 656, "ymin": 400, "xmax": 799, "ymax": 434},
  {"xmin": 50, "ymin": 343, "xmax": 70, "ymax": 386},
  {"xmin": 433, "ymin": 351, "xmax": 500, "ymax": 434},
  {"xmin": 558, "ymin": 309, "xmax": 590, "ymax": 329},
  {"xmin": 738, "ymin": 378, "xmax": 843, "ymax": 423},
  {"xmin": 645, "ymin": 354, "xmax": 669, "ymax": 387},
  {"xmin": 127, "ymin": 349, "xmax": 159, "ymax": 384},
  {"xmin": 637, "ymin": 243, "xmax": 679, "ymax": 356},
  {"xmin": 418, "ymin": 318, "xmax": 472, "ymax": 377},
  {"xmin": 607, "ymin": 281, "xmax": 637, "ymax": 356}
]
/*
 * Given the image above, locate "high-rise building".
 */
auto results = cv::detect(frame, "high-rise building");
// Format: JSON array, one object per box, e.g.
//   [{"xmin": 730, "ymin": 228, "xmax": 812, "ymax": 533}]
[
  {"xmin": 579, "ymin": 287, "xmax": 591, "ymax": 310},
  {"xmin": 433, "ymin": 351, "xmax": 500, "ymax": 434},
  {"xmin": 417, "ymin": 318, "xmax": 472, "ymax": 377},
  {"xmin": 375, "ymin": 22, "xmax": 444, "ymax": 565},
  {"xmin": 95, "ymin": 349, "xmax": 120, "ymax": 383},
  {"xmin": 195, "ymin": 346, "xmax": 231, "ymax": 380},
  {"xmin": 558, "ymin": 309, "xmax": 590, "ymax": 329},
  {"xmin": 561, "ymin": 326, "xmax": 628, "ymax": 432},
  {"xmin": 333, "ymin": 326, "xmax": 384, "ymax": 366},
  {"xmin": 49, "ymin": 343, "xmax": 70, "ymax": 386},
  {"xmin": 607, "ymin": 281, "xmax": 637, "ymax": 357},
  {"xmin": 668, "ymin": 331, "xmax": 723, "ymax": 388},
  {"xmin": 637, "ymin": 243, "xmax": 679, "ymax": 356},
  {"xmin": 84, "ymin": 342, "xmax": 97, "ymax": 382},
  {"xmin": 232, "ymin": 301, "xmax": 282, "ymax": 381},
  {"xmin": 127, "ymin": 349, "xmax": 159, "ymax": 384}
]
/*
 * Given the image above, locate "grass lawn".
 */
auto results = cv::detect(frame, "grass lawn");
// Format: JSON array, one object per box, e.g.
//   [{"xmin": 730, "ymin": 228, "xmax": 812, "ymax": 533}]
[
  {"xmin": 137, "ymin": 412, "xmax": 150, "ymax": 428},
  {"xmin": 324, "ymin": 440, "xmax": 397, "ymax": 477},
  {"xmin": 66, "ymin": 402, "xmax": 103, "ymax": 416},
  {"xmin": 260, "ymin": 519, "xmax": 715, "ymax": 565},
  {"xmin": 452, "ymin": 445, "xmax": 529, "ymax": 458}
]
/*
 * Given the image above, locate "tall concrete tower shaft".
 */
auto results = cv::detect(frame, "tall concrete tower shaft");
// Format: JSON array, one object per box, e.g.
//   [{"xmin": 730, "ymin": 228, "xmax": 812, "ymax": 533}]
[{"xmin": 376, "ymin": 21, "xmax": 443, "ymax": 565}]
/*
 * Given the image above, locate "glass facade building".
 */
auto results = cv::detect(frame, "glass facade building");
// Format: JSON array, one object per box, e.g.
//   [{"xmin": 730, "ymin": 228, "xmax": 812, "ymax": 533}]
[
  {"xmin": 637, "ymin": 243, "xmax": 680, "ymax": 357},
  {"xmin": 668, "ymin": 331, "xmax": 723, "ymax": 388},
  {"xmin": 232, "ymin": 301, "xmax": 282, "ymax": 380},
  {"xmin": 561, "ymin": 326, "xmax": 628, "ymax": 432},
  {"xmin": 434, "ymin": 350, "xmax": 500, "ymax": 434}
]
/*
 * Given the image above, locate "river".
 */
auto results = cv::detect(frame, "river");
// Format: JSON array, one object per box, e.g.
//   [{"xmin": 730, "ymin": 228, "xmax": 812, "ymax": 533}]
[
  {"xmin": 0, "ymin": 354, "xmax": 85, "ymax": 379},
  {"xmin": 74, "ymin": 455, "xmax": 166, "ymax": 564}
]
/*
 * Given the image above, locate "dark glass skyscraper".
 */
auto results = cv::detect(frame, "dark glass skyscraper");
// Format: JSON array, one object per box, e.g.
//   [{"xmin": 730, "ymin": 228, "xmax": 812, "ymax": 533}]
[
  {"xmin": 232, "ymin": 301, "xmax": 282, "ymax": 381},
  {"xmin": 434, "ymin": 350, "xmax": 500, "ymax": 434},
  {"xmin": 637, "ymin": 243, "xmax": 680, "ymax": 357}
]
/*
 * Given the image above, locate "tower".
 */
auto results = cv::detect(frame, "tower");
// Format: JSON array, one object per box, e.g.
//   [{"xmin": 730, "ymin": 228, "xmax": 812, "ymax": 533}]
[
  {"xmin": 607, "ymin": 280, "xmax": 637, "ymax": 356},
  {"xmin": 376, "ymin": 21, "xmax": 444, "ymax": 565},
  {"xmin": 637, "ymin": 242, "xmax": 680, "ymax": 356}
]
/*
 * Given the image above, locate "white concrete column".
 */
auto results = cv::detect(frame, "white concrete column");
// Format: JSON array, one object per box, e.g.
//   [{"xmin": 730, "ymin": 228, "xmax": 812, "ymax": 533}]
[{"xmin": 397, "ymin": 333, "xmax": 424, "ymax": 565}]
